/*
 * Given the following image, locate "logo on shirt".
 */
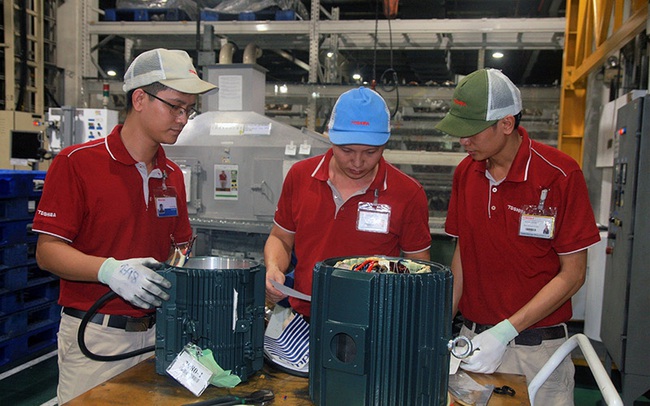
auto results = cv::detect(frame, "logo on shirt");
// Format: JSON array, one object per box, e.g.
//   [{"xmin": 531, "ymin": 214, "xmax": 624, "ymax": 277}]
[
  {"xmin": 36, "ymin": 209, "xmax": 57, "ymax": 218},
  {"xmin": 507, "ymin": 205, "xmax": 524, "ymax": 214}
]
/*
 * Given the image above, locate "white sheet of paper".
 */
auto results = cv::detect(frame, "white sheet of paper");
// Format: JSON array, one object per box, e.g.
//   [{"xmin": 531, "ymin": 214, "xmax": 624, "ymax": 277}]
[{"xmin": 270, "ymin": 279, "xmax": 312, "ymax": 302}]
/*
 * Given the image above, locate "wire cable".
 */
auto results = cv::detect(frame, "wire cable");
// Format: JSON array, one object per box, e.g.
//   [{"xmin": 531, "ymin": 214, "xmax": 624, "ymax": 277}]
[
  {"xmin": 372, "ymin": 2, "xmax": 400, "ymax": 118},
  {"xmin": 77, "ymin": 291, "xmax": 155, "ymax": 362}
]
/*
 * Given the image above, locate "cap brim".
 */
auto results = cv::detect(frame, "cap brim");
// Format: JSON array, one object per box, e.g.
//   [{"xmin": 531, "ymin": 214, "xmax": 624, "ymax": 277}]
[
  {"xmin": 159, "ymin": 78, "xmax": 217, "ymax": 95},
  {"xmin": 328, "ymin": 130, "xmax": 389, "ymax": 146},
  {"xmin": 435, "ymin": 112, "xmax": 496, "ymax": 138}
]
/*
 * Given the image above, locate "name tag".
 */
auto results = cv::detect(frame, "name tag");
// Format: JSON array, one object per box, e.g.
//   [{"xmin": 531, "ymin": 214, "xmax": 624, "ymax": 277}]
[
  {"xmin": 155, "ymin": 196, "xmax": 178, "ymax": 217},
  {"xmin": 166, "ymin": 346, "xmax": 212, "ymax": 397},
  {"xmin": 357, "ymin": 202, "xmax": 391, "ymax": 234},
  {"xmin": 519, "ymin": 214, "xmax": 555, "ymax": 239}
]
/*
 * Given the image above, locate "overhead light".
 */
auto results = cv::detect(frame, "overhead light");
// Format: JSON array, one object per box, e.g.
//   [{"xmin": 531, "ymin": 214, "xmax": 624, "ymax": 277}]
[
  {"xmin": 107, "ymin": 70, "xmax": 117, "ymax": 77},
  {"xmin": 326, "ymin": 51, "xmax": 334, "ymax": 58},
  {"xmin": 279, "ymin": 84, "xmax": 288, "ymax": 94},
  {"xmin": 352, "ymin": 73, "xmax": 362, "ymax": 81},
  {"xmin": 492, "ymin": 51, "xmax": 504, "ymax": 59}
]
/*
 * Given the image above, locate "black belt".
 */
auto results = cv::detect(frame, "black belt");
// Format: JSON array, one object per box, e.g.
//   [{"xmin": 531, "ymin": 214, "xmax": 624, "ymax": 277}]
[
  {"xmin": 63, "ymin": 307, "xmax": 155, "ymax": 332},
  {"xmin": 463, "ymin": 319, "xmax": 566, "ymax": 346}
]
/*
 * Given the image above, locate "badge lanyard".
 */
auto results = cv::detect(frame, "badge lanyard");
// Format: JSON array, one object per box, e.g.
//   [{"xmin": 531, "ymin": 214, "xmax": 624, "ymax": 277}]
[
  {"xmin": 519, "ymin": 188, "xmax": 557, "ymax": 239},
  {"xmin": 357, "ymin": 189, "xmax": 392, "ymax": 234},
  {"xmin": 154, "ymin": 171, "xmax": 179, "ymax": 218}
]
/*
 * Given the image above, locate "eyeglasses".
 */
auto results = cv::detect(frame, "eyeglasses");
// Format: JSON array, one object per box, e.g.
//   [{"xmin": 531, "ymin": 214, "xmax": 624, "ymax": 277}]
[{"xmin": 143, "ymin": 90, "xmax": 199, "ymax": 120}]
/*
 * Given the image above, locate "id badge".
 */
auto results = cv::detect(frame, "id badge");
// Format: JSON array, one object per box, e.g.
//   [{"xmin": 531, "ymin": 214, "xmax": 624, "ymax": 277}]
[
  {"xmin": 519, "ymin": 204, "xmax": 557, "ymax": 239},
  {"xmin": 357, "ymin": 202, "xmax": 391, "ymax": 234},
  {"xmin": 154, "ymin": 186, "xmax": 178, "ymax": 218}
]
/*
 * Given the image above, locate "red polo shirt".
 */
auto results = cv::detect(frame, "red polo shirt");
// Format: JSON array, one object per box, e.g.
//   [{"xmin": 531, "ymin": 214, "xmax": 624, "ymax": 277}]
[
  {"xmin": 274, "ymin": 148, "xmax": 432, "ymax": 316},
  {"xmin": 445, "ymin": 127, "xmax": 600, "ymax": 328},
  {"xmin": 33, "ymin": 125, "xmax": 192, "ymax": 317}
]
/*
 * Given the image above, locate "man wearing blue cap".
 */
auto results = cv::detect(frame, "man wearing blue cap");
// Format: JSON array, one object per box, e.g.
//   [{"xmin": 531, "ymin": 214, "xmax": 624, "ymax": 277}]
[
  {"xmin": 436, "ymin": 69, "xmax": 600, "ymax": 405},
  {"xmin": 264, "ymin": 87, "xmax": 432, "ymax": 317}
]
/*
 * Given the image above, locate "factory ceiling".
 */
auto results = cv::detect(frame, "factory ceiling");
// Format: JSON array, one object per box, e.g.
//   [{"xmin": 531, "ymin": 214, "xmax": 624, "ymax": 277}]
[{"xmin": 96, "ymin": 0, "xmax": 566, "ymax": 87}]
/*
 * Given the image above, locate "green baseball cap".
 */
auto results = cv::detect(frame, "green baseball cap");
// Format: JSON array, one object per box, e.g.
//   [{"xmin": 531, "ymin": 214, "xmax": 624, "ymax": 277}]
[{"xmin": 435, "ymin": 68, "xmax": 522, "ymax": 137}]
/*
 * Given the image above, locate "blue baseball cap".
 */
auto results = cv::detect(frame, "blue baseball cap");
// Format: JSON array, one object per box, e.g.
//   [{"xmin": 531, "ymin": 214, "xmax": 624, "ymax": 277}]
[{"xmin": 327, "ymin": 87, "xmax": 391, "ymax": 146}]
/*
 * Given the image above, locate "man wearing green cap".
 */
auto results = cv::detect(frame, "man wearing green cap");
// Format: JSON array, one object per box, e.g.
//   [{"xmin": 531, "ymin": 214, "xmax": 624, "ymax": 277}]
[
  {"xmin": 436, "ymin": 68, "xmax": 600, "ymax": 405},
  {"xmin": 33, "ymin": 48, "xmax": 216, "ymax": 403}
]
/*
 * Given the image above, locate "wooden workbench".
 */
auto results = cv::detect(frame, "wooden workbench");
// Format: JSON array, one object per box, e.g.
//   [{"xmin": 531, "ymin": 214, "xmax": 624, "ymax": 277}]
[{"xmin": 65, "ymin": 358, "xmax": 529, "ymax": 405}]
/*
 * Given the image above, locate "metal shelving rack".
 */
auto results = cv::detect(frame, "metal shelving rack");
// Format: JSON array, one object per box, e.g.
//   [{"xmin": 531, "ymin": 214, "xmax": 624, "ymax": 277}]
[
  {"xmin": 0, "ymin": 1, "xmax": 58, "ymax": 170},
  {"xmin": 70, "ymin": 4, "xmax": 564, "ymax": 229},
  {"xmin": 2, "ymin": 0, "xmax": 44, "ymax": 114}
]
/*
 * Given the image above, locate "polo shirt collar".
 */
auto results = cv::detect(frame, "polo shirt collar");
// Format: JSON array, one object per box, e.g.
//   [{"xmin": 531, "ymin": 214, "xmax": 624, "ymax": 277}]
[
  {"xmin": 506, "ymin": 126, "xmax": 532, "ymax": 183},
  {"xmin": 479, "ymin": 126, "xmax": 532, "ymax": 183},
  {"xmin": 312, "ymin": 148, "xmax": 388, "ymax": 191},
  {"xmin": 105, "ymin": 124, "xmax": 168, "ymax": 170}
]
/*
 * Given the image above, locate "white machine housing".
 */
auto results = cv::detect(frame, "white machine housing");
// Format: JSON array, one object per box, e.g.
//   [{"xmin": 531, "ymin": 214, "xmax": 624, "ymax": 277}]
[{"xmin": 165, "ymin": 64, "xmax": 331, "ymax": 260}]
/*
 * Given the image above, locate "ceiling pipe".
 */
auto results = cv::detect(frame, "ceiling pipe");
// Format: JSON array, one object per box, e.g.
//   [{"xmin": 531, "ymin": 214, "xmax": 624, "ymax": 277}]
[
  {"xmin": 243, "ymin": 43, "xmax": 262, "ymax": 64},
  {"xmin": 219, "ymin": 42, "xmax": 236, "ymax": 64}
]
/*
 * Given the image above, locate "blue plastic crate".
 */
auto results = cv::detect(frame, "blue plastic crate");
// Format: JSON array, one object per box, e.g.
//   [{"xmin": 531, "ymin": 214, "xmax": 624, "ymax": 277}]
[
  {"xmin": 0, "ymin": 261, "xmax": 52, "ymax": 294},
  {"xmin": 0, "ymin": 281, "xmax": 59, "ymax": 316},
  {"xmin": 0, "ymin": 197, "xmax": 33, "ymax": 221},
  {"xmin": 26, "ymin": 265, "xmax": 57, "ymax": 289},
  {"xmin": 0, "ymin": 219, "xmax": 32, "ymax": 247},
  {"xmin": 0, "ymin": 170, "xmax": 45, "ymax": 198},
  {"xmin": 0, "ymin": 265, "xmax": 29, "ymax": 293},
  {"xmin": 200, "ymin": 9, "xmax": 221, "ymax": 21},
  {"xmin": 0, "ymin": 301, "xmax": 61, "ymax": 339},
  {"xmin": 275, "ymin": 10, "xmax": 296, "ymax": 20},
  {"xmin": 238, "ymin": 11, "xmax": 257, "ymax": 21},
  {"xmin": 0, "ymin": 321, "xmax": 59, "ymax": 369},
  {"xmin": 0, "ymin": 310, "xmax": 28, "ymax": 338},
  {"xmin": 104, "ymin": 8, "xmax": 190, "ymax": 21},
  {"xmin": 26, "ymin": 302, "xmax": 61, "ymax": 329},
  {"xmin": 0, "ymin": 244, "xmax": 29, "ymax": 267}
]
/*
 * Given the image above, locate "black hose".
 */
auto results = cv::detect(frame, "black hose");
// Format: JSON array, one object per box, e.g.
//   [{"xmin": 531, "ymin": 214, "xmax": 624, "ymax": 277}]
[{"xmin": 77, "ymin": 291, "xmax": 155, "ymax": 362}]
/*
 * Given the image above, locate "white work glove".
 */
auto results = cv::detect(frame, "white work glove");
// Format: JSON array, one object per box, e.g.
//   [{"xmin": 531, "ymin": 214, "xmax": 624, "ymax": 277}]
[
  {"xmin": 461, "ymin": 319, "xmax": 519, "ymax": 374},
  {"xmin": 98, "ymin": 257, "xmax": 171, "ymax": 309}
]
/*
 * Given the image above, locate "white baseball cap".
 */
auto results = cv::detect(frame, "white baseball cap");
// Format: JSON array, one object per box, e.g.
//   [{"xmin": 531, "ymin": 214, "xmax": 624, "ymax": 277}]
[{"xmin": 123, "ymin": 48, "xmax": 217, "ymax": 94}]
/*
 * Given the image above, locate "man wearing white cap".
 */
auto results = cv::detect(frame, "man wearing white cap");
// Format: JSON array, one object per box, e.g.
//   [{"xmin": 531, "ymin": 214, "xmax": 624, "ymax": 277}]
[
  {"xmin": 436, "ymin": 68, "xmax": 600, "ymax": 405},
  {"xmin": 264, "ymin": 87, "xmax": 432, "ymax": 318},
  {"xmin": 33, "ymin": 48, "xmax": 216, "ymax": 403}
]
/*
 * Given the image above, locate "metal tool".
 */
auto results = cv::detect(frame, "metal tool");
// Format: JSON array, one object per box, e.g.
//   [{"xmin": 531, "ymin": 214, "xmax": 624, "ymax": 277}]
[
  {"xmin": 493, "ymin": 385, "xmax": 516, "ymax": 396},
  {"xmin": 182, "ymin": 389, "xmax": 275, "ymax": 406}
]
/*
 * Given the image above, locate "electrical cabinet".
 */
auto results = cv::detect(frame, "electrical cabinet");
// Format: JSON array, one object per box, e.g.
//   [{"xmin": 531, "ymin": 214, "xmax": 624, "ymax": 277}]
[{"xmin": 602, "ymin": 95, "xmax": 650, "ymax": 405}]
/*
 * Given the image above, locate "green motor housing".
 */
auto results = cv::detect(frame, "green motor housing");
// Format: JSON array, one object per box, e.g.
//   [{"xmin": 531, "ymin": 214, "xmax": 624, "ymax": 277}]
[{"xmin": 309, "ymin": 256, "xmax": 453, "ymax": 406}]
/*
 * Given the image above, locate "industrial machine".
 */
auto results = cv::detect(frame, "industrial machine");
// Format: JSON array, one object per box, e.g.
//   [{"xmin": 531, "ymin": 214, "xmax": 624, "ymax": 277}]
[
  {"xmin": 165, "ymin": 64, "xmax": 331, "ymax": 260},
  {"xmin": 46, "ymin": 107, "xmax": 119, "ymax": 154},
  {"xmin": 601, "ymin": 94, "xmax": 650, "ymax": 404},
  {"xmin": 156, "ymin": 256, "xmax": 266, "ymax": 381},
  {"xmin": 0, "ymin": 111, "xmax": 48, "ymax": 170},
  {"xmin": 310, "ymin": 256, "xmax": 453, "ymax": 405}
]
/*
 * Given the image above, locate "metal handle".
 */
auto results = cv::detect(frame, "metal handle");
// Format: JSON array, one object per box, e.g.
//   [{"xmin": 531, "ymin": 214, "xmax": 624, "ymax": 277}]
[{"xmin": 448, "ymin": 335, "xmax": 473, "ymax": 359}]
